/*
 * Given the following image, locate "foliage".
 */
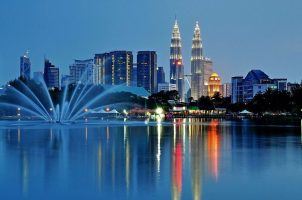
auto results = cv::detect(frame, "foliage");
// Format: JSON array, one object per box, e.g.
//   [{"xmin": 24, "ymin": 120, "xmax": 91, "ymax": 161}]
[{"xmin": 147, "ymin": 90, "xmax": 179, "ymax": 111}]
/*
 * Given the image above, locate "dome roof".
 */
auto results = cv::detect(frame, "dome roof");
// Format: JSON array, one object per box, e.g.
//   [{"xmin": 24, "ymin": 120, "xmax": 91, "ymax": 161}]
[{"xmin": 210, "ymin": 72, "xmax": 219, "ymax": 77}]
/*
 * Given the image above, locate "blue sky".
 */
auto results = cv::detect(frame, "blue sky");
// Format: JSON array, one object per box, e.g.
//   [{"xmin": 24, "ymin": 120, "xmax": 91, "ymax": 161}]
[{"xmin": 0, "ymin": 0, "xmax": 301, "ymax": 84}]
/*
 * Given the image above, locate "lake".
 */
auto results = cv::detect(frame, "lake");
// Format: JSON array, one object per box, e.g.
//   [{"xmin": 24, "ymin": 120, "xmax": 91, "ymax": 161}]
[{"xmin": 0, "ymin": 119, "xmax": 301, "ymax": 200}]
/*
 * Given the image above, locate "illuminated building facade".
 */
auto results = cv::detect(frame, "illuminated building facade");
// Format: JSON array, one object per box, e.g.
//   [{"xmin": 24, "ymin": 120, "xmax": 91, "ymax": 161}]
[
  {"xmin": 202, "ymin": 58, "xmax": 213, "ymax": 96},
  {"xmin": 208, "ymin": 72, "xmax": 222, "ymax": 97},
  {"xmin": 69, "ymin": 59, "xmax": 94, "ymax": 84},
  {"xmin": 222, "ymin": 83, "xmax": 232, "ymax": 97},
  {"xmin": 170, "ymin": 20, "xmax": 184, "ymax": 101},
  {"xmin": 191, "ymin": 22, "xmax": 204, "ymax": 100},
  {"xmin": 137, "ymin": 51, "xmax": 157, "ymax": 93},
  {"xmin": 20, "ymin": 51, "xmax": 31, "ymax": 80},
  {"xmin": 232, "ymin": 70, "xmax": 287, "ymax": 103},
  {"xmin": 94, "ymin": 51, "xmax": 133, "ymax": 86},
  {"xmin": 94, "ymin": 53, "xmax": 109, "ymax": 85},
  {"xmin": 157, "ymin": 82, "xmax": 177, "ymax": 92}
]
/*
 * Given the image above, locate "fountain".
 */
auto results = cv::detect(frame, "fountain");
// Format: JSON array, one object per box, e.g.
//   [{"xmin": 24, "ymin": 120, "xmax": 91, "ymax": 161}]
[{"xmin": 0, "ymin": 75, "xmax": 147, "ymax": 123}]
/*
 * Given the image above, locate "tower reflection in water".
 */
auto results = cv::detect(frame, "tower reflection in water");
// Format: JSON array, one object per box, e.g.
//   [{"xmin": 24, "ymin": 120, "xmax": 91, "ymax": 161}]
[
  {"xmin": 0, "ymin": 119, "xmax": 227, "ymax": 199},
  {"xmin": 4, "ymin": 119, "xmax": 302, "ymax": 199}
]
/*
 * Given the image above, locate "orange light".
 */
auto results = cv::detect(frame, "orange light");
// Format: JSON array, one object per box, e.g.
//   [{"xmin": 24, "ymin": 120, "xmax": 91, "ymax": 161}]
[{"xmin": 177, "ymin": 61, "xmax": 182, "ymax": 65}]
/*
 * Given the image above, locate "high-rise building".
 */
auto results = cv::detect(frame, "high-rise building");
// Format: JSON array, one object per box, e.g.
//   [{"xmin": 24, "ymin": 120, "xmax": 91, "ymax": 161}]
[
  {"xmin": 94, "ymin": 53, "xmax": 109, "ymax": 85},
  {"xmin": 69, "ymin": 59, "xmax": 94, "ymax": 84},
  {"xmin": 20, "ymin": 51, "xmax": 31, "ymax": 80},
  {"xmin": 44, "ymin": 59, "xmax": 59, "ymax": 88},
  {"xmin": 61, "ymin": 75, "xmax": 72, "ymax": 88},
  {"xmin": 137, "ymin": 51, "xmax": 157, "ymax": 93},
  {"xmin": 94, "ymin": 51, "xmax": 133, "ymax": 86},
  {"xmin": 231, "ymin": 76, "xmax": 244, "ymax": 103},
  {"xmin": 157, "ymin": 66, "xmax": 165, "ymax": 85},
  {"xmin": 208, "ymin": 72, "xmax": 222, "ymax": 97},
  {"xmin": 190, "ymin": 22, "xmax": 204, "ymax": 100},
  {"xmin": 170, "ymin": 20, "xmax": 184, "ymax": 101},
  {"xmin": 132, "ymin": 64, "xmax": 138, "ymax": 87},
  {"xmin": 202, "ymin": 57, "xmax": 213, "ymax": 96},
  {"xmin": 222, "ymin": 83, "xmax": 232, "ymax": 97}
]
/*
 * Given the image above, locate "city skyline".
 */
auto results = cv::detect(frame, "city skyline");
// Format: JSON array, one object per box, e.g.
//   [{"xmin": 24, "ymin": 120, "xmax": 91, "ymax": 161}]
[{"xmin": 1, "ymin": 0, "xmax": 302, "ymax": 85}]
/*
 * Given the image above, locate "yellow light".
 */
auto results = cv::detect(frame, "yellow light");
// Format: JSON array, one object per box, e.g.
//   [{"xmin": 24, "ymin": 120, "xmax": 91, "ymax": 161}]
[{"xmin": 155, "ymin": 107, "xmax": 164, "ymax": 115}]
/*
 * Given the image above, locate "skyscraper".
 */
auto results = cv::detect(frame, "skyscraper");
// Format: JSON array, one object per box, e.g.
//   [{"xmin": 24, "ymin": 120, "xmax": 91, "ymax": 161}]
[
  {"xmin": 20, "ymin": 51, "xmax": 31, "ymax": 80},
  {"xmin": 69, "ymin": 59, "xmax": 94, "ymax": 84},
  {"xmin": 157, "ymin": 66, "xmax": 165, "ymax": 85},
  {"xmin": 94, "ymin": 53, "xmax": 109, "ymax": 85},
  {"xmin": 94, "ymin": 51, "xmax": 133, "ymax": 86},
  {"xmin": 170, "ymin": 20, "xmax": 184, "ymax": 101},
  {"xmin": 190, "ymin": 22, "xmax": 204, "ymax": 100},
  {"xmin": 44, "ymin": 59, "xmax": 59, "ymax": 88},
  {"xmin": 137, "ymin": 51, "xmax": 157, "ymax": 93},
  {"xmin": 202, "ymin": 57, "xmax": 213, "ymax": 91}
]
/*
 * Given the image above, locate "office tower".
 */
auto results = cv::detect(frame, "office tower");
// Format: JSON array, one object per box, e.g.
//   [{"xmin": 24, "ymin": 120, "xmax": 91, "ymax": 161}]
[
  {"xmin": 222, "ymin": 83, "xmax": 232, "ymax": 97},
  {"xmin": 132, "ymin": 64, "xmax": 138, "ymax": 87},
  {"xmin": 190, "ymin": 22, "xmax": 204, "ymax": 100},
  {"xmin": 158, "ymin": 83, "xmax": 177, "ymax": 92},
  {"xmin": 61, "ymin": 75, "xmax": 72, "ymax": 88},
  {"xmin": 44, "ymin": 59, "xmax": 59, "ymax": 88},
  {"xmin": 137, "ymin": 51, "xmax": 157, "ymax": 93},
  {"xmin": 202, "ymin": 57, "xmax": 213, "ymax": 96},
  {"xmin": 157, "ymin": 66, "xmax": 165, "ymax": 84},
  {"xmin": 170, "ymin": 20, "xmax": 184, "ymax": 101},
  {"xmin": 208, "ymin": 72, "xmax": 222, "ymax": 97},
  {"xmin": 231, "ymin": 76, "xmax": 244, "ymax": 103},
  {"xmin": 94, "ymin": 53, "xmax": 109, "ymax": 85},
  {"xmin": 20, "ymin": 51, "xmax": 31, "ymax": 80},
  {"xmin": 69, "ymin": 59, "xmax": 94, "ymax": 84},
  {"xmin": 94, "ymin": 51, "xmax": 133, "ymax": 86}
]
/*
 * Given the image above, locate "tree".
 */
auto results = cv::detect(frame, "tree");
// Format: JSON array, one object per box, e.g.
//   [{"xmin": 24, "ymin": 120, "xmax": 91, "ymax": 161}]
[
  {"xmin": 197, "ymin": 96, "xmax": 214, "ymax": 110},
  {"xmin": 292, "ymin": 86, "xmax": 302, "ymax": 113}
]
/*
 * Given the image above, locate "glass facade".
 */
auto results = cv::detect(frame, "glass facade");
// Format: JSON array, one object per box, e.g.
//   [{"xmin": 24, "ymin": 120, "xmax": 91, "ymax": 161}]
[
  {"xmin": 44, "ymin": 59, "xmax": 59, "ymax": 88},
  {"xmin": 137, "ymin": 51, "xmax": 157, "ymax": 93},
  {"xmin": 20, "ymin": 52, "xmax": 31, "ymax": 80}
]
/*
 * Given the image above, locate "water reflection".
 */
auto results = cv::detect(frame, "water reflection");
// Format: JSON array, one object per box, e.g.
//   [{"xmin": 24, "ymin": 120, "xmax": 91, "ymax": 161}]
[{"xmin": 0, "ymin": 119, "xmax": 301, "ymax": 199}]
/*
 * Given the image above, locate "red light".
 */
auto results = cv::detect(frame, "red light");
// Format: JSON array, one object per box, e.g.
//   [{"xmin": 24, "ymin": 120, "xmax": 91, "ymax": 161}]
[{"xmin": 177, "ymin": 61, "xmax": 182, "ymax": 65}]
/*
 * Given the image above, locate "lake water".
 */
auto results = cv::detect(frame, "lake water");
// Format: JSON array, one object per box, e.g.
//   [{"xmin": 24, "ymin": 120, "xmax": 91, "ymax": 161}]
[{"xmin": 0, "ymin": 119, "xmax": 301, "ymax": 200}]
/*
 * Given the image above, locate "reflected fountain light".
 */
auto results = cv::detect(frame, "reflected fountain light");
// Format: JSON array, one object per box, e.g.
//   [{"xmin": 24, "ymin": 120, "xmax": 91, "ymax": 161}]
[
  {"xmin": 106, "ymin": 126, "xmax": 110, "ymax": 142},
  {"xmin": 125, "ymin": 136, "xmax": 130, "ymax": 193},
  {"xmin": 85, "ymin": 126, "xmax": 88, "ymax": 143},
  {"xmin": 97, "ymin": 140, "xmax": 102, "ymax": 190},
  {"xmin": 50, "ymin": 128, "xmax": 53, "ymax": 141},
  {"xmin": 22, "ymin": 152, "xmax": 29, "ymax": 197},
  {"xmin": 18, "ymin": 127, "xmax": 21, "ymax": 144},
  {"xmin": 156, "ymin": 123, "xmax": 162, "ymax": 174},
  {"xmin": 124, "ymin": 125, "xmax": 127, "ymax": 145}
]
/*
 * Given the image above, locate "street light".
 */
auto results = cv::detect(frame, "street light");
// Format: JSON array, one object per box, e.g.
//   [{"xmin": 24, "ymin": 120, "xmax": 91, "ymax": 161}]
[{"xmin": 155, "ymin": 107, "xmax": 163, "ymax": 115}]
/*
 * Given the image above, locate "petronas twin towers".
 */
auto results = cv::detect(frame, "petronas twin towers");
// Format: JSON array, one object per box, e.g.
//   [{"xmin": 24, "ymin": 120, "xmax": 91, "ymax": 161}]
[{"xmin": 170, "ymin": 20, "xmax": 213, "ymax": 101}]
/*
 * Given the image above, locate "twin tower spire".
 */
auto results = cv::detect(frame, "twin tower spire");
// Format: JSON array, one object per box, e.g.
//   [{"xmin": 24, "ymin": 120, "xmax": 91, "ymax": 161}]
[{"xmin": 170, "ymin": 20, "xmax": 204, "ymax": 101}]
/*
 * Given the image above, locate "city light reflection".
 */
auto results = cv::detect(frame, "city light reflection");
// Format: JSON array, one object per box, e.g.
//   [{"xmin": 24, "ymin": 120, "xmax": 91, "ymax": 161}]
[{"xmin": 207, "ymin": 120, "xmax": 220, "ymax": 180}]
